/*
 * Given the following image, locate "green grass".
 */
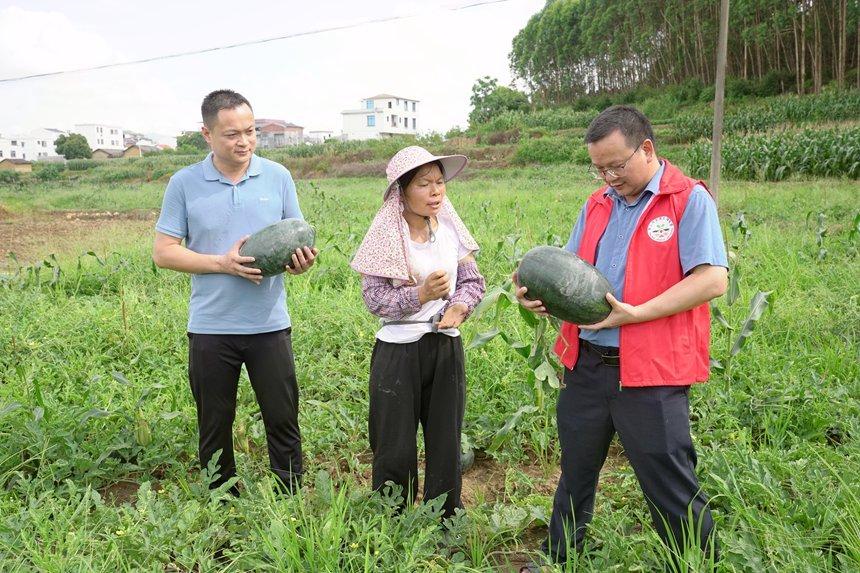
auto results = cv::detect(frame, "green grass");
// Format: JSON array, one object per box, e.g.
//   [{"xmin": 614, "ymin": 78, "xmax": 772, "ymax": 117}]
[
  {"xmin": 0, "ymin": 181, "xmax": 166, "ymax": 213},
  {"xmin": 1, "ymin": 165, "xmax": 858, "ymax": 571}
]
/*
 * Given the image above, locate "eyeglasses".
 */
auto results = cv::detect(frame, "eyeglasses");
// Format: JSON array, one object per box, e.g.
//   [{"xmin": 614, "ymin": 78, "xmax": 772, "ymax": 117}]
[{"xmin": 587, "ymin": 142, "xmax": 644, "ymax": 180}]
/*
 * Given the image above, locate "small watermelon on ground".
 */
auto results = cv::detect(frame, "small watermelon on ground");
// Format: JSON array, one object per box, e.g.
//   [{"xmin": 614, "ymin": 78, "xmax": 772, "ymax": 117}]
[
  {"xmin": 240, "ymin": 218, "xmax": 316, "ymax": 277},
  {"xmin": 517, "ymin": 246, "xmax": 612, "ymax": 324}
]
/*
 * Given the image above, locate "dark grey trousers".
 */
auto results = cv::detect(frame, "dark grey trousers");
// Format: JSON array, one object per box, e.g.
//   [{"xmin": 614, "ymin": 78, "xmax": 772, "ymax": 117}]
[
  {"xmin": 368, "ymin": 333, "xmax": 466, "ymax": 518},
  {"xmin": 188, "ymin": 328, "xmax": 302, "ymax": 492},
  {"xmin": 546, "ymin": 339, "xmax": 717, "ymax": 562}
]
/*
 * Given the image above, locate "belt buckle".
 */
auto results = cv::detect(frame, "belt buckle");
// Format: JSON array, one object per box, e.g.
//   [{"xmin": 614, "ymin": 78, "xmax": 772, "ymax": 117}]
[
  {"xmin": 600, "ymin": 351, "xmax": 620, "ymax": 366},
  {"xmin": 430, "ymin": 311, "xmax": 443, "ymax": 333},
  {"xmin": 585, "ymin": 340, "xmax": 619, "ymax": 365}
]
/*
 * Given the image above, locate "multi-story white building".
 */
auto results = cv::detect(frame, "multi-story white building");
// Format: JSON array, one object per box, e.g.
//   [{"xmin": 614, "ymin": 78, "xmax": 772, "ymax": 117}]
[
  {"xmin": 0, "ymin": 128, "xmax": 66, "ymax": 161},
  {"xmin": 341, "ymin": 94, "xmax": 420, "ymax": 140},
  {"xmin": 0, "ymin": 135, "xmax": 26, "ymax": 161},
  {"xmin": 29, "ymin": 128, "xmax": 67, "ymax": 159},
  {"xmin": 74, "ymin": 123, "xmax": 125, "ymax": 151}
]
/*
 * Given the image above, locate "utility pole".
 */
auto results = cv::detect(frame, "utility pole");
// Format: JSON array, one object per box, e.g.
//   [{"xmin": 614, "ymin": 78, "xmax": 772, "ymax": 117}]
[{"xmin": 710, "ymin": 0, "xmax": 730, "ymax": 205}]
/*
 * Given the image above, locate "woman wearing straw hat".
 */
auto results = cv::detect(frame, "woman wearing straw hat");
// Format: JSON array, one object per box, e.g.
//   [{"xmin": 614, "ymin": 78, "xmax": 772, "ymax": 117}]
[{"xmin": 350, "ymin": 145, "xmax": 486, "ymax": 518}]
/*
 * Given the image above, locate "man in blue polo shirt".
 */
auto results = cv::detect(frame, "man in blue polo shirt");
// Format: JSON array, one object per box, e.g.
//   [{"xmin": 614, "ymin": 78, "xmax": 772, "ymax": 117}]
[
  {"xmin": 517, "ymin": 105, "xmax": 727, "ymax": 569},
  {"xmin": 153, "ymin": 89, "xmax": 317, "ymax": 494}
]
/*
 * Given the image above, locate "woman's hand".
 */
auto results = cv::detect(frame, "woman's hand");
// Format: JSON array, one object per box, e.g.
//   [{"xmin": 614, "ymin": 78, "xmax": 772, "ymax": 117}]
[
  {"xmin": 418, "ymin": 270, "xmax": 450, "ymax": 304},
  {"xmin": 437, "ymin": 303, "xmax": 468, "ymax": 329}
]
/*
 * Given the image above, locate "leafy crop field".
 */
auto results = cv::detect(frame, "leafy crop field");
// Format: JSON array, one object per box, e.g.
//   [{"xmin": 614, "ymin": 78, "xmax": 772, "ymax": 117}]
[{"xmin": 1, "ymin": 165, "xmax": 858, "ymax": 571}]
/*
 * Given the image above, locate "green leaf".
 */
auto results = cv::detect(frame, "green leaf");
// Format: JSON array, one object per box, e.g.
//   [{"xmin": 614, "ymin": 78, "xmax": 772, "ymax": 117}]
[
  {"xmin": 709, "ymin": 357, "xmax": 725, "ymax": 373},
  {"xmin": 518, "ymin": 303, "xmax": 539, "ymax": 327},
  {"xmin": 85, "ymin": 251, "xmax": 105, "ymax": 265},
  {"xmin": 710, "ymin": 302, "xmax": 733, "ymax": 331},
  {"xmin": 79, "ymin": 408, "xmax": 112, "ymax": 424},
  {"xmin": 0, "ymin": 402, "xmax": 22, "ymax": 419},
  {"xmin": 500, "ymin": 332, "xmax": 530, "ymax": 359},
  {"xmin": 496, "ymin": 290, "xmax": 513, "ymax": 315},
  {"xmin": 534, "ymin": 360, "xmax": 559, "ymax": 388},
  {"xmin": 731, "ymin": 290, "xmax": 774, "ymax": 357},
  {"xmin": 488, "ymin": 405, "xmax": 538, "ymax": 452},
  {"xmin": 532, "ymin": 316, "xmax": 548, "ymax": 354},
  {"xmin": 471, "ymin": 286, "xmax": 515, "ymax": 321},
  {"xmin": 848, "ymin": 212, "xmax": 860, "ymax": 243},
  {"xmin": 466, "ymin": 328, "xmax": 502, "ymax": 351},
  {"xmin": 111, "ymin": 371, "xmax": 131, "ymax": 385},
  {"xmin": 727, "ymin": 265, "xmax": 740, "ymax": 306}
]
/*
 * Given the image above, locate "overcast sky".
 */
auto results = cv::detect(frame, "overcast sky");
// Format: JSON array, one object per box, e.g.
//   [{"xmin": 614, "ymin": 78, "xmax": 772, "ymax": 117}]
[{"xmin": 0, "ymin": 0, "xmax": 543, "ymax": 137}]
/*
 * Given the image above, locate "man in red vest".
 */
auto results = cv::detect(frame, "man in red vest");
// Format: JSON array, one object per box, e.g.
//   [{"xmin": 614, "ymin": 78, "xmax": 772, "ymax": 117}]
[{"xmin": 516, "ymin": 105, "xmax": 727, "ymax": 568}]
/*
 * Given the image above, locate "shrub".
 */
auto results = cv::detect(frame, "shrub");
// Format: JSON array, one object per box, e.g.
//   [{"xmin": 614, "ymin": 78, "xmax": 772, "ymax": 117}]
[
  {"xmin": 35, "ymin": 163, "xmax": 66, "ymax": 181},
  {"xmin": 641, "ymin": 94, "xmax": 686, "ymax": 121},
  {"xmin": 0, "ymin": 170, "xmax": 21, "ymax": 184},
  {"xmin": 474, "ymin": 107, "xmax": 595, "ymax": 137},
  {"xmin": 513, "ymin": 136, "xmax": 579, "ymax": 164},
  {"xmin": 484, "ymin": 130, "xmax": 521, "ymax": 145},
  {"xmin": 445, "ymin": 126, "xmax": 466, "ymax": 139},
  {"xmin": 67, "ymin": 159, "xmax": 100, "ymax": 171}
]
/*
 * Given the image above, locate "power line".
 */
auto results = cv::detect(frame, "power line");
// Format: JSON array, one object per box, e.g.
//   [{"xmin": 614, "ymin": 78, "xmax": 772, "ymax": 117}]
[{"xmin": 0, "ymin": 0, "xmax": 515, "ymax": 85}]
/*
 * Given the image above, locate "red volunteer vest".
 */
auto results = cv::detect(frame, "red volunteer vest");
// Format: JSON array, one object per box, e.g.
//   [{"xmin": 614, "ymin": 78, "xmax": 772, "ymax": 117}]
[{"xmin": 552, "ymin": 159, "xmax": 711, "ymax": 387}]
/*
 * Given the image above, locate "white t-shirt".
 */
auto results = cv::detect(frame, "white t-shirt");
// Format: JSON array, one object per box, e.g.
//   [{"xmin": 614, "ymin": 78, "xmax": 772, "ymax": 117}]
[{"xmin": 376, "ymin": 216, "xmax": 472, "ymax": 344}]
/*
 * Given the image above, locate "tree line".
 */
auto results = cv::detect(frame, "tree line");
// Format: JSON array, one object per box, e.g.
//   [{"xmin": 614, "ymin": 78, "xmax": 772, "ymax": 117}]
[{"xmin": 509, "ymin": 0, "xmax": 859, "ymax": 105}]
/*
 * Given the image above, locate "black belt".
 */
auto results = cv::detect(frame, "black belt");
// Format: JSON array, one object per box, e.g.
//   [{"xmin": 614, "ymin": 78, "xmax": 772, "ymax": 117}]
[{"xmin": 581, "ymin": 339, "xmax": 620, "ymax": 366}]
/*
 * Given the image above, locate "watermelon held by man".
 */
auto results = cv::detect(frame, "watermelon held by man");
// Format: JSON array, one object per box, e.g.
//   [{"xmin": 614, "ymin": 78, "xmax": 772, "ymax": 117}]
[
  {"xmin": 516, "ymin": 245, "xmax": 613, "ymax": 324},
  {"xmin": 240, "ymin": 218, "xmax": 316, "ymax": 277}
]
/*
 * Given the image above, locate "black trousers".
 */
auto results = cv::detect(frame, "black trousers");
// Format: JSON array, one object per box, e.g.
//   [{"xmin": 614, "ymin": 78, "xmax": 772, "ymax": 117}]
[
  {"xmin": 187, "ymin": 328, "xmax": 302, "ymax": 491},
  {"xmin": 546, "ymin": 340, "xmax": 716, "ymax": 562},
  {"xmin": 368, "ymin": 333, "xmax": 466, "ymax": 518}
]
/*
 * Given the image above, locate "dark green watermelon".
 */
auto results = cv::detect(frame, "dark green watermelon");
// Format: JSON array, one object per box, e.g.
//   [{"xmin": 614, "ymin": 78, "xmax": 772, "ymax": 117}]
[
  {"xmin": 239, "ymin": 218, "xmax": 316, "ymax": 277},
  {"xmin": 517, "ymin": 246, "xmax": 612, "ymax": 324}
]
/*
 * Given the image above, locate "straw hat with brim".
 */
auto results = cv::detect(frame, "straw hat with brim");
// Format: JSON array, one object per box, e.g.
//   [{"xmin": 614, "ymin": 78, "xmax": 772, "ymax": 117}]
[{"xmin": 384, "ymin": 145, "xmax": 468, "ymax": 199}]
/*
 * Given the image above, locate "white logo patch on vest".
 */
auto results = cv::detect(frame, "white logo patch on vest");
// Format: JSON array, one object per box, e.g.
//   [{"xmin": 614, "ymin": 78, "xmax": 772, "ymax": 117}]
[{"xmin": 646, "ymin": 216, "xmax": 674, "ymax": 242}]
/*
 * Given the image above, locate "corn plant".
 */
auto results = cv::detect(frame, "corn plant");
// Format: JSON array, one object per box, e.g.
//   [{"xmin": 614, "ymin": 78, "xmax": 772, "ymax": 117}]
[
  {"xmin": 710, "ymin": 213, "xmax": 774, "ymax": 373},
  {"xmin": 806, "ymin": 211, "xmax": 829, "ymax": 261},
  {"xmin": 672, "ymin": 91, "xmax": 860, "ymax": 142},
  {"xmin": 686, "ymin": 128, "xmax": 860, "ymax": 181}
]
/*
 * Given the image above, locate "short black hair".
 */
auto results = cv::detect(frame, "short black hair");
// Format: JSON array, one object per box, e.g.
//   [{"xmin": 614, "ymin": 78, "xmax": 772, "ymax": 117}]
[
  {"xmin": 201, "ymin": 89, "xmax": 252, "ymax": 128},
  {"xmin": 398, "ymin": 160, "xmax": 445, "ymax": 191},
  {"xmin": 585, "ymin": 105, "xmax": 655, "ymax": 149}
]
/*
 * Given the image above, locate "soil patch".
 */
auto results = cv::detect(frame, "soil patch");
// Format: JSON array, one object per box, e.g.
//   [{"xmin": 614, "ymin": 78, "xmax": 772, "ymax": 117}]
[
  {"xmin": 1, "ymin": 209, "xmax": 157, "ymax": 268},
  {"xmin": 99, "ymin": 480, "xmax": 142, "ymax": 506}
]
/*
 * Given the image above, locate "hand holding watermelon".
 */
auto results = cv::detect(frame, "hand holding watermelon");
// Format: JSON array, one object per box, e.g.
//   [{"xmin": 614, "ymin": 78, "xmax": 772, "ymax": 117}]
[
  {"xmin": 579, "ymin": 292, "xmax": 636, "ymax": 330},
  {"xmin": 219, "ymin": 235, "xmax": 264, "ymax": 285},
  {"xmin": 512, "ymin": 271, "xmax": 548, "ymax": 317},
  {"xmin": 285, "ymin": 246, "xmax": 318, "ymax": 276}
]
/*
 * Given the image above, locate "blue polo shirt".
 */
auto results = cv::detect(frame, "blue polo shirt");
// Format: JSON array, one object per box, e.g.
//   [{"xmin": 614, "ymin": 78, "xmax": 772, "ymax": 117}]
[
  {"xmin": 565, "ymin": 162, "xmax": 728, "ymax": 347},
  {"xmin": 155, "ymin": 153, "xmax": 303, "ymax": 334}
]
